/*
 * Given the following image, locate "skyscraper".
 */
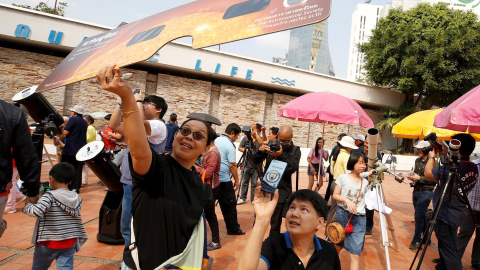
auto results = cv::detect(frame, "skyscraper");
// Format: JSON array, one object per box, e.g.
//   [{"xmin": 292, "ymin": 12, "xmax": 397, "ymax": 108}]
[{"xmin": 286, "ymin": 20, "xmax": 335, "ymax": 76}]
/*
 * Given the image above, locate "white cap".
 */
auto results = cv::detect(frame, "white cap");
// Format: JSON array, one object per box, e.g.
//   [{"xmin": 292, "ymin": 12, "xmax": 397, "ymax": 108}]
[
  {"xmin": 414, "ymin": 140, "xmax": 431, "ymax": 149},
  {"xmin": 338, "ymin": 136, "xmax": 358, "ymax": 149},
  {"xmin": 70, "ymin": 105, "xmax": 86, "ymax": 115},
  {"xmin": 353, "ymin": 134, "xmax": 365, "ymax": 142}
]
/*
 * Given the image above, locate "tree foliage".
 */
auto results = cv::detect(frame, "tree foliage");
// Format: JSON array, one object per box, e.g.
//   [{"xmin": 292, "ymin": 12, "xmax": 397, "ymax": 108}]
[
  {"xmin": 12, "ymin": 2, "xmax": 68, "ymax": 16},
  {"xmin": 361, "ymin": 3, "xmax": 480, "ymax": 109}
]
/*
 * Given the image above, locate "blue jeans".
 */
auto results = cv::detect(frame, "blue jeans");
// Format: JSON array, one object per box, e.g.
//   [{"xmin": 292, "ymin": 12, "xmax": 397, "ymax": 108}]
[
  {"xmin": 121, "ymin": 184, "xmax": 133, "ymax": 249},
  {"xmin": 412, "ymin": 190, "xmax": 433, "ymax": 242},
  {"xmin": 32, "ymin": 243, "xmax": 76, "ymax": 270}
]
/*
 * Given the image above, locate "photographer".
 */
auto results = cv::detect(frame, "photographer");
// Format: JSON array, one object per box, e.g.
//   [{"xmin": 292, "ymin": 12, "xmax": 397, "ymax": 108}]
[
  {"xmin": 407, "ymin": 140, "xmax": 439, "ymax": 250},
  {"xmin": 425, "ymin": 133, "xmax": 479, "ymax": 270},
  {"xmin": 237, "ymin": 124, "xmax": 263, "ymax": 205},
  {"xmin": 253, "ymin": 125, "xmax": 301, "ymax": 236}
]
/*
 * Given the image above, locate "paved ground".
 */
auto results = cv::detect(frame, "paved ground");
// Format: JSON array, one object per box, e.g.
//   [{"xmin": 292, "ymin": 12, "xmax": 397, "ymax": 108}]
[{"xmin": 0, "ymin": 159, "xmax": 477, "ymax": 269}]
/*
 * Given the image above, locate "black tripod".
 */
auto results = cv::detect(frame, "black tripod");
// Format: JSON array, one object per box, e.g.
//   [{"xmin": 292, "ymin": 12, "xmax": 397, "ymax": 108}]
[
  {"xmin": 409, "ymin": 161, "xmax": 479, "ymax": 269},
  {"xmin": 235, "ymin": 142, "xmax": 264, "ymax": 202}
]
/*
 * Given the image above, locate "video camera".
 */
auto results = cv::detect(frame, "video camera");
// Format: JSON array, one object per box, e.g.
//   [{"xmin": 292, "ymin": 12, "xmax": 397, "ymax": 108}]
[{"xmin": 423, "ymin": 133, "xmax": 442, "ymax": 154}]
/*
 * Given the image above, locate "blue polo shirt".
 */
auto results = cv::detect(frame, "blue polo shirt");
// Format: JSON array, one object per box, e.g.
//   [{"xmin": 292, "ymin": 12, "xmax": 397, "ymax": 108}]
[{"xmin": 215, "ymin": 135, "xmax": 237, "ymax": 183}]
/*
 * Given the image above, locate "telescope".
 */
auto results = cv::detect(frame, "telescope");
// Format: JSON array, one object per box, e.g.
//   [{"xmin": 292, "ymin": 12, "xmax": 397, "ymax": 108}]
[
  {"xmin": 12, "ymin": 86, "xmax": 64, "ymax": 138},
  {"xmin": 12, "ymin": 86, "xmax": 65, "ymax": 178}
]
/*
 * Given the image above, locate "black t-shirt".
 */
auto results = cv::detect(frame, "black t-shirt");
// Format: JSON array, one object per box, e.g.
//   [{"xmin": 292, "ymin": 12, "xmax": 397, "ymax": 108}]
[
  {"xmin": 124, "ymin": 150, "xmax": 204, "ymax": 269},
  {"xmin": 432, "ymin": 161, "xmax": 478, "ymax": 227},
  {"xmin": 260, "ymin": 232, "xmax": 341, "ymax": 270}
]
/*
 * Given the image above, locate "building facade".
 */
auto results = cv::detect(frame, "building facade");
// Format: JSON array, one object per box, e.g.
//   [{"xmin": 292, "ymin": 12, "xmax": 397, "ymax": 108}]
[{"xmin": 0, "ymin": 4, "xmax": 405, "ymax": 150}]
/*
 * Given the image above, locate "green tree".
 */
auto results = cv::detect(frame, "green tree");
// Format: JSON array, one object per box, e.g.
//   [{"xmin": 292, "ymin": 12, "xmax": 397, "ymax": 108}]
[
  {"xmin": 361, "ymin": 3, "xmax": 480, "ymax": 109},
  {"xmin": 12, "ymin": 2, "xmax": 68, "ymax": 16}
]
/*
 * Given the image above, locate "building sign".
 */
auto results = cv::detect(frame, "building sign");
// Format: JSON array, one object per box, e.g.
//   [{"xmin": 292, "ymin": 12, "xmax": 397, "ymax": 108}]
[{"xmin": 36, "ymin": 0, "xmax": 331, "ymax": 92}]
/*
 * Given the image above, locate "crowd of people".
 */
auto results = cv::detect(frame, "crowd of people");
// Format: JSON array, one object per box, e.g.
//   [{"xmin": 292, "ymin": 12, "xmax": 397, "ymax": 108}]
[{"xmin": 0, "ymin": 63, "xmax": 478, "ymax": 269}]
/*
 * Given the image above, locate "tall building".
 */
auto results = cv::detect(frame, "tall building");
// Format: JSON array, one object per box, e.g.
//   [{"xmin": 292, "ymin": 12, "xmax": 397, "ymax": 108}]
[
  {"xmin": 347, "ymin": 0, "xmax": 480, "ymax": 82},
  {"xmin": 286, "ymin": 20, "xmax": 335, "ymax": 76},
  {"xmin": 346, "ymin": 4, "xmax": 383, "ymax": 82}
]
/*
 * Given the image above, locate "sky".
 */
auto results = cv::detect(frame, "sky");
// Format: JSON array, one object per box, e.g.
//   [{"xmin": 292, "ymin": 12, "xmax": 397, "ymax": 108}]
[{"xmin": 2, "ymin": 0, "xmax": 393, "ymax": 79}]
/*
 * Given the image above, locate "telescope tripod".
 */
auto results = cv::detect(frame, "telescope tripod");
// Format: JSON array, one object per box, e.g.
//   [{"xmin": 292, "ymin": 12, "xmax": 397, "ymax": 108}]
[{"xmin": 370, "ymin": 176, "xmax": 399, "ymax": 270}]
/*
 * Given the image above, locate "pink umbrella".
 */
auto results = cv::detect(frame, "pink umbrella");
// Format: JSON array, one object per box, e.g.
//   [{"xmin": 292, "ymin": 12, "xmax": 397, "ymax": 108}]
[
  {"xmin": 434, "ymin": 85, "xmax": 480, "ymax": 133},
  {"xmin": 277, "ymin": 92, "xmax": 374, "ymax": 128}
]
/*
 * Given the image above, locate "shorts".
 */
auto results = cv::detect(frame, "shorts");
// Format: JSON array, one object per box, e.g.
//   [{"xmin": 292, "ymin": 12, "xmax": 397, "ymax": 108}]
[
  {"xmin": 332, "ymin": 207, "xmax": 366, "ymax": 255},
  {"xmin": 307, "ymin": 163, "xmax": 325, "ymax": 177}
]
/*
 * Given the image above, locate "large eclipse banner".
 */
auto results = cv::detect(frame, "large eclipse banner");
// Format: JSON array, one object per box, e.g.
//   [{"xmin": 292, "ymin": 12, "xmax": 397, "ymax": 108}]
[{"xmin": 36, "ymin": 0, "xmax": 332, "ymax": 92}]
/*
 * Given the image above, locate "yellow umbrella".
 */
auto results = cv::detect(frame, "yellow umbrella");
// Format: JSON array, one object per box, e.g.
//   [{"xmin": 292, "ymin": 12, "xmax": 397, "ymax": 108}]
[{"xmin": 392, "ymin": 109, "xmax": 480, "ymax": 141}]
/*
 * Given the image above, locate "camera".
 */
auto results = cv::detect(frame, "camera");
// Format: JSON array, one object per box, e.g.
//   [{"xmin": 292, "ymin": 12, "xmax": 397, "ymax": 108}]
[
  {"xmin": 439, "ymin": 139, "xmax": 462, "ymax": 166},
  {"xmin": 267, "ymin": 140, "xmax": 281, "ymax": 152},
  {"xmin": 424, "ymin": 133, "xmax": 442, "ymax": 154}
]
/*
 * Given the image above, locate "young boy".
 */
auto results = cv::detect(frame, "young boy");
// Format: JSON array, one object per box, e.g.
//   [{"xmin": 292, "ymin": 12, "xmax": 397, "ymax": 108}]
[{"xmin": 23, "ymin": 162, "xmax": 88, "ymax": 269}]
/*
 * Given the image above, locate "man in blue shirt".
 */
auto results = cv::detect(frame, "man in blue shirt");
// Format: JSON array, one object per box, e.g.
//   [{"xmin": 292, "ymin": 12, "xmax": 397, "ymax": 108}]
[
  {"xmin": 425, "ymin": 133, "xmax": 479, "ymax": 270},
  {"xmin": 61, "ymin": 105, "xmax": 87, "ymax": 193},
  {"xmin": 164, "ymin": 113, "xmax": 179, "ymax": 154},
  {"xmin": 214, "ymin": 123, "xmax": 244, "ymax": 235}
]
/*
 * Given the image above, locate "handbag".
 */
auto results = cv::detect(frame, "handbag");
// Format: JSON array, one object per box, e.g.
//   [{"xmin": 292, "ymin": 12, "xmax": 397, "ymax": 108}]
[{"xmin": 326, "ymin": 177, "xmax": 363, "ymax": 244}]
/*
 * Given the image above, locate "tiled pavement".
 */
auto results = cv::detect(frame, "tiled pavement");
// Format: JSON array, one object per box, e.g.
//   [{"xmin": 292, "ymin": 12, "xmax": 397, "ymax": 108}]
[{"xmin": 0, "ymin": 160, "xmax": 477, "ymax": 269}]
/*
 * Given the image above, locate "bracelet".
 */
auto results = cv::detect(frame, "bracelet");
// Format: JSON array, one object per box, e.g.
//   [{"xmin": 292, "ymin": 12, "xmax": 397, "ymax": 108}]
[
  {"xmin": 136, "ymin": 100, "xmax": 143, "ymax": 103},
  {"xmin": 123, "ymin": 109, "xmax": 140, "ymax": 117},
  {"xmin": 117, "ymin": 103, "xmax": 122, "ymax": 109}
]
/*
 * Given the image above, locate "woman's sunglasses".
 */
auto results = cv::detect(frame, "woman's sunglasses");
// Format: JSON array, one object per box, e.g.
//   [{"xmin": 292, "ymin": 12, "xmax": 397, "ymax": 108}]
[{"xmin": 177, "ymin": 127, "xmax": 206, "ymax": 141}]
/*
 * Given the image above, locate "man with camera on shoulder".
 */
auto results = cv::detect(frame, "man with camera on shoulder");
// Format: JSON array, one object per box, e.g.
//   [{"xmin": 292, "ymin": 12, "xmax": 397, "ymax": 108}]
[
  {"xmin": 425, "ymin": 133, "xmax": 479, "ymax": 270},
  {"xmin": 253, "ymin": 125, "xmax": 301, "ymax": 236},
  {"xmin": 238, "ymin": 124, "xmax": 264, "ymax": 205}
]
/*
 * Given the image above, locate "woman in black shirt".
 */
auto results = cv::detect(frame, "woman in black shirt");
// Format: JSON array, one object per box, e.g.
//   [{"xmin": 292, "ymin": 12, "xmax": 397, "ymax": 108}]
[{"xmin": 97, "ymin": 64, "xmax": 214, "ymax": 269}]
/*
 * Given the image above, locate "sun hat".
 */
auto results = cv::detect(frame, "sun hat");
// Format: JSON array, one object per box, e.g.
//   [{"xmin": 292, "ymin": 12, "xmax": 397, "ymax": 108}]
[
  {"xmin": 70, "ymin": 105, "xmax": 86, "ymax": 115},
  {"xmin": 414, "ymin": 140, "xmax": 431, "ymax": 149},
  {"xmin": 338, "ymin": 136, "xmax": 358, "ymax": 149}
]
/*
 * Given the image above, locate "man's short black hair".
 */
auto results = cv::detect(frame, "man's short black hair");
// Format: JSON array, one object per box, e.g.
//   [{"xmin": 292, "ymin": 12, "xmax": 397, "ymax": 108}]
[
  {"xmin": 288, "ymin": 189, "xmax": 328, "ymax": 218},
  {"xmin": 338, "ymin": 133, "xmax": 347, "ymax": 139},
  {"xmin": 270, "ymin": 127, "xmax": 279, "ymax": 135},
  {"xmin": 170, "ymin": 113, "xmax": 177, "ymax": 122},
  {"xmin": 255, "ymin": 123, "xmax": 262, "ymax": 131},
  {"xmin": 144, "ymin": 95, "xmax": 168, "ymax": 119},
  {"xmin": 225, "ymin": 123, "xmax": 241, "ymax": 135},
  {"xmin": 347, "ymin": 151, "xmax": 367, "ymax": 171},
  {"xmin": 451, "ymin": 133, "xmax": 476, "ymax": 157},
  {"xmin": 49, "ymin": 162, "xmax": 75, "ymax": 184},
  {"xmin": 104, "ymin": 114, "xmax": 112, "ymax": 120}
]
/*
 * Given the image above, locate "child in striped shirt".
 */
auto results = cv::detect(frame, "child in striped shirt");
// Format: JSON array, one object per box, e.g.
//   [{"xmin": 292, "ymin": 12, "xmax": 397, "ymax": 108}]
[{"xmin": 23, "ymin": 162, "xmax": 88, "ymax": 270}]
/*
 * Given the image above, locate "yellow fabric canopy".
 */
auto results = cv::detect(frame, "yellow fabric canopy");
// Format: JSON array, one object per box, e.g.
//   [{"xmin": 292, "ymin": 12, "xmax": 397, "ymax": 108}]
[{"xmin": 392, "ymin": 109, "xmax": 480, "ymax": 141}]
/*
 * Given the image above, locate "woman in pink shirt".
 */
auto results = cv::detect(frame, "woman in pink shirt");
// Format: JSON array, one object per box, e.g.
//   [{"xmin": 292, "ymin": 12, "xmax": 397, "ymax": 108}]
[{"xmin": 307, "ymin": 137, "xmax": 329, "ymax": 191}]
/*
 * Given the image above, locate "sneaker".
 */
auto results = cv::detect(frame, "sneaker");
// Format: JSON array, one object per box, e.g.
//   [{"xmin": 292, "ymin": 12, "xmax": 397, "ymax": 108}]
[
  {"xmin": 206, "ymin": 241, "xmax": 221, "ymax": 251},
  {"xmin": 237, "ymin": 199, "xmax": 245, "ymax": 205},
  {"xmin": 15, "ymin": 196, "xmax": 26, "ymax": 205},
  {"xmin": 4, "ymin": 208, "xmax": 16, "ymax": 214},
  {"xmin": 365, "ymin": 228, "xmax": 372, "ymax": 235},
  {"xmin": 409, "ymin": 241, "xmax": 420, "ymax": 250}
]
